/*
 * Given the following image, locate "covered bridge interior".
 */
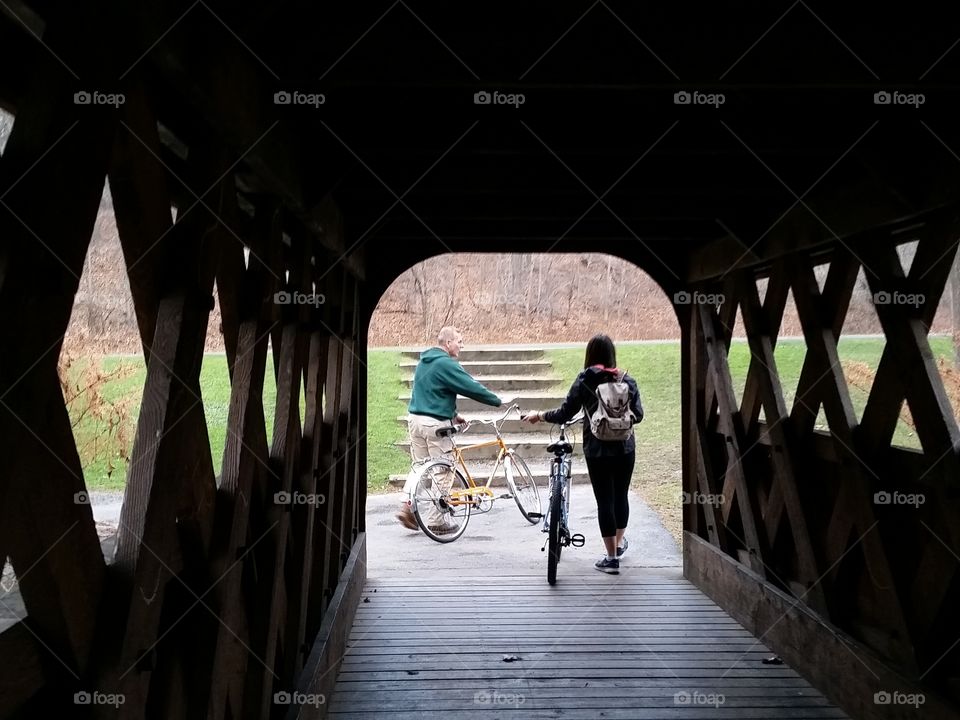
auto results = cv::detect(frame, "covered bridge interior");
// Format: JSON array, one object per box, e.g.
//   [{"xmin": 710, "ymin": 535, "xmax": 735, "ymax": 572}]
[{"xmin": 1, "ymin": 1, "xmax": 960, "ymax": 718}]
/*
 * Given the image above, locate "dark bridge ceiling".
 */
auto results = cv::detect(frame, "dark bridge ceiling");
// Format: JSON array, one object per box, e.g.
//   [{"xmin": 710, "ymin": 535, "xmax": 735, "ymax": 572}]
[{"xmin": 3, "ymin": 1, "xmax": 960, "ymax": 285}]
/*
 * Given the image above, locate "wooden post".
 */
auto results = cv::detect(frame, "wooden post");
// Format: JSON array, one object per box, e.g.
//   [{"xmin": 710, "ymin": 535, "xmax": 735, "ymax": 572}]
[
  {"xmin": 106, "ymin": 141, "xmax": 228, "ymax": 719},
  {"xmin": 0, "ymin": 34, "xmax": 118, "ymax": 688}
]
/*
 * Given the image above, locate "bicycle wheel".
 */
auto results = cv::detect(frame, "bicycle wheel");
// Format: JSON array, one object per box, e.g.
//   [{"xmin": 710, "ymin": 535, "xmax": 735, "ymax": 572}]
[
  {"xmin": 507, "ymin": 453, "xmax": 541, "ymax": 524},
  {"xmin": 411, "ymin": 460, "xmax": 471, "ymax": 543},
  {"xmin": 547, "ymin": 476, "xmax": 564, "ymax": 585}
]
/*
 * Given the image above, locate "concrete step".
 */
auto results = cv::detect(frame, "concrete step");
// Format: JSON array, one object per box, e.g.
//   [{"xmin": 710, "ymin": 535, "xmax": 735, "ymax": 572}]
[
  {"xmin": 402, "ymin": 375, "xmax": 561, "ymax": 392},
  {"xmin": 396, "ymin": 412, "xmax": 561, "ymax": 435},
  {"xmin": 396, "ymin": 432, "xmax": 583, "ymax": 461},
  {"xmin": 387, "ymin": 458, "xmax": 590, "ymax": 489},
  {"xmin": 398, "ymin": 391, "xmax": 566, "ymax": 412},
  {"xmin": 399, "ymin": 360, "xmax": 553, "ymax": 376},
  {"xmin": 400, "ymin": 348, "xmax": 545, "ymax": 362}
]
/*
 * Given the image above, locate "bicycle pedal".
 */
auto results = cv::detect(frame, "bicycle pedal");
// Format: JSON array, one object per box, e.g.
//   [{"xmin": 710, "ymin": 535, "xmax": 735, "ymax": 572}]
[
  {"xmin": 498, "ymin": 493, "xmax": 513, "ymax": 500},
  {"xmin": 570, "ymin": 534, "xmax": 586, "ymax": 547},
  {"xmin": 527, "ymin": 512, "xmax": 543, "ymax": 520}
]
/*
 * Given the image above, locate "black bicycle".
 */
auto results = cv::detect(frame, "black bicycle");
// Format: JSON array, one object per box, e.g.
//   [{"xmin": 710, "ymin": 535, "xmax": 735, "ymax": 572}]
[{"xmin": 541, "ymin": 415, "xmax": 585, "ymax": 585}]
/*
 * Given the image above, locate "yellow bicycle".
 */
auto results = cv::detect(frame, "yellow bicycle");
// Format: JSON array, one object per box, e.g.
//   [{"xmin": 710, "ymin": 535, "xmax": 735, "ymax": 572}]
[{"xmin": 408, "ymin": 404, "xmax": 542, "ymax": 543}]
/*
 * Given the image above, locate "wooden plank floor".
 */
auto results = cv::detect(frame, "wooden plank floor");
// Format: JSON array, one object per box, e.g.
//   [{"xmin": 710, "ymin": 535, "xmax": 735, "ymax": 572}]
[{"xmin": 328, "ymin": 569, "xmax": 849, "ymax": 718}]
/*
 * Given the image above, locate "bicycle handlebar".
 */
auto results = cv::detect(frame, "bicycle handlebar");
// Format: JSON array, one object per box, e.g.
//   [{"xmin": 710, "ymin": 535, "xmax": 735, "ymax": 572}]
[{"xmin": 454, "ymin": 403, "xmax": 521, "ymax": 433}]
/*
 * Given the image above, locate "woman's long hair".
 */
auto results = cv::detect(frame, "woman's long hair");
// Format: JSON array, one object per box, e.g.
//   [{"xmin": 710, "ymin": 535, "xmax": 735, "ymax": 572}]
[{"xmin": 584, "ymin": 334, "xmax": 616, "ymax": 369}]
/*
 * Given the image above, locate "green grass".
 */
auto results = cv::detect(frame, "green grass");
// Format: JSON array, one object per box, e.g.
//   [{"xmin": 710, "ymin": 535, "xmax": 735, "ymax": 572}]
[
  {"xmin": 545, "ymin": 337, "xmax": 955, "ymax": 546},
  {"xmin": 71, "ymin": 337, "xmax": 958, "ymax": 532},
  {"xmin": 364, "ymin": 350, "xmax": 409, "ymax": 492},
  {"xmin": 84, "ymin": 354, "xmax": 283, "ymax": 490}
]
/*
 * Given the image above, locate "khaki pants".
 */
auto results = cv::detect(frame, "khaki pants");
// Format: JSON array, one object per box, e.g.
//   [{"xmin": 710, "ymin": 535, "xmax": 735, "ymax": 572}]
[{"xmin": 404, "ymin": 414, "xmax": 456, "ymax": 526}]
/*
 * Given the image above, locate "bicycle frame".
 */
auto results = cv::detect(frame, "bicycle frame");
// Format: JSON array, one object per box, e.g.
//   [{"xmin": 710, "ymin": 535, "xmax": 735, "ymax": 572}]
[
  {"xmin": 441, "ymin": 404, "xmax": 522, "ymax": 508},
  {"xmin": 543, "ymin": 428, "xmax": 573, "ymax": 535}
]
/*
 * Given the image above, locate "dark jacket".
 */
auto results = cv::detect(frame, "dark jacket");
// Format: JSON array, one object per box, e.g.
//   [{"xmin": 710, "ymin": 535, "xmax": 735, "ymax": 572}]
[
  {"xmin": 542, "ymin": 366, "xmax": 643, "ymax": 458},
  {"xmin": 408, "ymin": 347, "xmax": 502, "ymax": 420}
]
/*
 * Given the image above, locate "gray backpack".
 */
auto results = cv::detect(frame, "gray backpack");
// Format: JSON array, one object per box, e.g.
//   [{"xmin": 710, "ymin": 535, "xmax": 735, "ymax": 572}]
[{"xmin": 589, "ymin": 370, "xmax": 635, "ymax": 441}]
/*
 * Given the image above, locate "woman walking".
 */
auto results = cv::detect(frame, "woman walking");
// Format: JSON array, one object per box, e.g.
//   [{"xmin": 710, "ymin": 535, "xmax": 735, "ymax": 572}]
[{"xmin": 523, "ymin": 335, "xmax": 643, "ymax": 574}]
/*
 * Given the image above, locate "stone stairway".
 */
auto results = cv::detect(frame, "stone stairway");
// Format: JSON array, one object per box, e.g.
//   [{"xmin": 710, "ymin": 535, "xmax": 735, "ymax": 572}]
[{"xmin": 389, "ymin": 346, "xmax": 589, "ymax": 488}]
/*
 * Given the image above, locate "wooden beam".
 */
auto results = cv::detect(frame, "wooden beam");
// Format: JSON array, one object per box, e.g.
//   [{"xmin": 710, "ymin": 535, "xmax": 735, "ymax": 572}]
[
  {"xmin": 685, "ymin": 532, "xmax": 960, "ymax": 720},
  {"xmin": 697, "ymin": 303, "xmax": 766, "ymax": 577},
  {"xmin": 291, "ymin": 533, "xmax": 366, "ymax": 720},
  {"xmin": 790, "ymin": 250, "xmax": 859, "ymax": 437},
  {"xmin": 859, "ymin": 223, "xmax": 960, "ymax": 482},
  {"xmin": 687, "ymin": 199, "xmax": 960, "ymax": 283},
  {"xmin": 245, "ymin": 231, "xmax": 310, "ymax": 719},
  {"xmin": 790, "ymin": 259, "xmax": 916, "ymax": 671},
  {"xmin": 0, "ymin": 621, "xmax": 46, "ymax": 716},
  {"xmin": 107, "ymin": 143, "xmax": 227, "ymax": 718},
  {"xmin": 738, "ymin": 272, "xmax": 827, "ymax": 615},
  {"xmin": 203, "ymin": 200, "xmax": 281, "ymax": 720},
  {"xmin": 109, "ymin": 81, "xmax": 175, "ymax": 366},
  {"xmin": 0, "ymin": 48, "xmax": 117, "ymax": 679}
]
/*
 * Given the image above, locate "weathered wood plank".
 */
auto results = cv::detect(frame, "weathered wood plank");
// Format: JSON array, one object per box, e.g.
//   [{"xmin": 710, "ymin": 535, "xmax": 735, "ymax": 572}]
[{"xmin": 328, "ymin": 569, "xmax": 847, "ymax": 719}]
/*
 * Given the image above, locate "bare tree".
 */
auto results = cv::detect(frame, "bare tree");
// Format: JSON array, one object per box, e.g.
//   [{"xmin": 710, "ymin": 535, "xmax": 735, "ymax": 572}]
[
  {"xmin": 952, "ymin": 250, "xmax": 960, "ymax": 367},
  {"xmin": 409, "ymin": 263, "xmax": 429, "ymax": 333}
]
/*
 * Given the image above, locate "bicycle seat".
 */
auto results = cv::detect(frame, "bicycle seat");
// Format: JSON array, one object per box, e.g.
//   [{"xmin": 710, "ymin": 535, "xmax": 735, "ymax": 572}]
[
  {"xmin": 435, "ymin": 426, "xmax": 459, "ymax": 438},
  {"xmin": 547, "ymin": 442, "xmax": 573, "ymax": 455}
]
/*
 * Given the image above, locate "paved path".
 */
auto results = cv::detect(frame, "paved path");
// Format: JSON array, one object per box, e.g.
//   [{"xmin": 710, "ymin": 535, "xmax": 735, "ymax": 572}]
[{"xmin": 364, "ymin": 487, "xmax": 681, "ymax": 579}]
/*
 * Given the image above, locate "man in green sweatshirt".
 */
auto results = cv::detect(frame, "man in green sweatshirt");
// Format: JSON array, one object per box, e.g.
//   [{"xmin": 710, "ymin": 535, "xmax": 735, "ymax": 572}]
[{"xmin": 398, "ymin": 326, "xmax": 502, "ymax": 532}]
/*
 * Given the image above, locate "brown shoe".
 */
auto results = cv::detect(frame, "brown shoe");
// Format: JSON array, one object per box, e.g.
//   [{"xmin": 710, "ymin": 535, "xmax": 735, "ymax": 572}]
[{"xmin": 396, "ymin": 504, "xmax": 418, "ymax": 530}]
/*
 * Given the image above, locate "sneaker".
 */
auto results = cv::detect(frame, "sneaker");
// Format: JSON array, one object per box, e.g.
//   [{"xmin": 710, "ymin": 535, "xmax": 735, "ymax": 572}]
[
  {"xmin": 396, "ymin": 504, "xmax": 418, "ymax": 531},
  {"xmin": 617, "ymin": 538, "xmax": 628, "ymax": 558},
  {"xmin": 595, "ymin": 557, "xmax": 620, "ymax": 574}
]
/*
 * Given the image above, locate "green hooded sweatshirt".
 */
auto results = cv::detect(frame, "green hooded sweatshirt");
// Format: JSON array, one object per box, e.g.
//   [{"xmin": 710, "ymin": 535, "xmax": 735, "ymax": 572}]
[{"xmin": 408, "ymin": 347, "xmax": 502, "ymax": 419}]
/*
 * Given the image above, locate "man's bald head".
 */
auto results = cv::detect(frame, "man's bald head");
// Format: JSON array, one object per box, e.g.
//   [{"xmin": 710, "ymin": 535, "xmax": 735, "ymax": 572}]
[{"xmin": 437, "ymin": 326, "xmax": 463, "ymax": 359}]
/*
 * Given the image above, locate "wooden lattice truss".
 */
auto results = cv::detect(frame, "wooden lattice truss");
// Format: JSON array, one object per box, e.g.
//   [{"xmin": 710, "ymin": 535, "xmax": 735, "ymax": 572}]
[
  {"xmin": 685, "ymin": 215, "xmax": 960, "ymax": 691},
  {"xmin": 0, "ymin": 78, "xmax": 364, "ymax": 717}
]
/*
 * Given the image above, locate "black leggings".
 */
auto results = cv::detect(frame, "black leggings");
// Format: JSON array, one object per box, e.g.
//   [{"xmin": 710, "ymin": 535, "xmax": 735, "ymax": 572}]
[{"xmin": 585, "ymin": 453, "xmax": 635, "ymax": 538}]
